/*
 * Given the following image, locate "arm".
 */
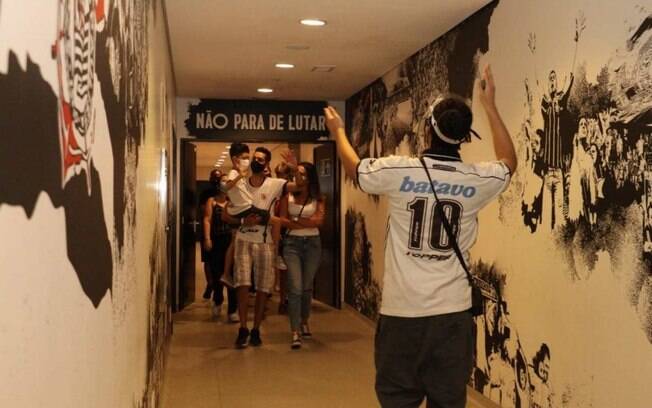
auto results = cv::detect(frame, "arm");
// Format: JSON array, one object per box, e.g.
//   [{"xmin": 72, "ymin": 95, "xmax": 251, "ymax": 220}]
[
  {"xmin": 324, "ymin": 106, "xmax": 360, "ymax": 180},
  {"xmin": 477, "ymin": 65, "xmax": 518, "ymax": 174},
  {"xmin": 222, "ymin": 172, "xmax": 245, "ymax": 191},
  {"xmin": 203, "ymin": 197, "xmax": 214, "ymax": 250},
  {"xmin": 220, "ymin": 207, "xmax": 241, "ymax": 226},
  {"xmin": 278, "ymin": 194, "xmax": 307, "ymax": 230}
]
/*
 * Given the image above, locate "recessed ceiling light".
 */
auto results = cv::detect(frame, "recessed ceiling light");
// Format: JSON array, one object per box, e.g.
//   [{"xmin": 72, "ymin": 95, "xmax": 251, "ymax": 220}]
[
  {"xmin": 257, "ymin": 88, "xmax": 274, "ymax": 94},
  {"xmin": 300, "ymin": 19, "xmax": 326, "ymax": 27},
  {"xmin": 286, "ymin": 44, "xmax": 310, "ymax": 51},
  {"xmin": 275, "ymin": 63, "xmax": 295, "ymax": 69}
]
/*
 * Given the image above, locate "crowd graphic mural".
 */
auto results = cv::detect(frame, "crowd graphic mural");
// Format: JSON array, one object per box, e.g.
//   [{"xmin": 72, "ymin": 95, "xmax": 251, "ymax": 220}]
[
  {"xmin": 343, "ymin": 1, "xmax": 652, "ymax": 406},
  {"xmin": 0, "ymin": 1, "xmax": 173, "ymax": 406},
  {"xmin": 344, "ymin": 209, "xmax": 381, "ymax": 320}
]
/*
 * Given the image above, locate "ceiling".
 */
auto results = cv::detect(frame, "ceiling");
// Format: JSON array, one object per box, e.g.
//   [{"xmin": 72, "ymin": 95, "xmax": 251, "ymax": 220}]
[{"xmin": 165, "ymin": 0, "xmax": 491, "ymax": 101}]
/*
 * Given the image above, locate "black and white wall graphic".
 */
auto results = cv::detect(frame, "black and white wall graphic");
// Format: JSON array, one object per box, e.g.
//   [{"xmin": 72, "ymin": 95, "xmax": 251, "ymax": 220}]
[
  {"xmin": 0, "ymin": 1, "xmax": 174, "ymax": 406},
  {"xmin": 344, "ymin": 209, "xmax": 381, "ymax": 320},
  {"xmin": 342, "ymin": 1, "xmax": 652, "ymax": 406}
]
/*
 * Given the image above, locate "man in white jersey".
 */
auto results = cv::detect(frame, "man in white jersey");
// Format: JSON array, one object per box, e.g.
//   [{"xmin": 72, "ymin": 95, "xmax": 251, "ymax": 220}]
[
  {"xmin": 222, "ymin": 146, "xmax": 288, "ymax": 348},
  {"xmin": 324, "ymin": 65, "xmax": 517, "ymax": 408}
]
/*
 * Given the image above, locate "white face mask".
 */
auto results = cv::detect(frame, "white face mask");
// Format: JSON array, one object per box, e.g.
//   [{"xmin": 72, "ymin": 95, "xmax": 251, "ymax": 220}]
[{"xmin": 238, "ymin": 159, "xmax": 250, "ymax": 171}]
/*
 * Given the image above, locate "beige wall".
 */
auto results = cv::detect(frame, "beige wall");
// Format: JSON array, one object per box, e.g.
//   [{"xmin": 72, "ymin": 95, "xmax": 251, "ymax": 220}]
[
  {"xmin": 0, "ymin": 1, "xmax": 176, "ymax": 407},
  {"xmin": 342, "ymin": 1, "xmax": 652, "ymax": 407}
]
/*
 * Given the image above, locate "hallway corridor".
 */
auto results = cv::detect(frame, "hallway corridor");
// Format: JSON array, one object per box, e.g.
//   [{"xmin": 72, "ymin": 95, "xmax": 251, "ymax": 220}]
[{"xmin": 160, "ymin": 297, "xmax": 378, "ymax": 407}]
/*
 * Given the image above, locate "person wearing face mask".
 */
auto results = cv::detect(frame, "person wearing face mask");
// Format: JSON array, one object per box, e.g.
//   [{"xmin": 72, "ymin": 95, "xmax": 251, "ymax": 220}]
[
  {"xmin": 199, "ymin": 169, "xmax": 223, "ymax": 300},
  {"xmin": 203, "ymin": 171, "xmax": 239, "ymax": 322},
  {"xmin": 221, "ymin": 147, "xmax": 291, "ymax": 348},
  {"xmin": 219, "ymin": 143, "xmax": 281, "ymax": 288}
]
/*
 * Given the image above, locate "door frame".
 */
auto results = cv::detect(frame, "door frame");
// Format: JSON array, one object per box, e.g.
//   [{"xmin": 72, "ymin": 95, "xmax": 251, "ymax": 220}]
[{"xmin": 175, "ymin": 136, "xmax": 341, "ymax": 310}]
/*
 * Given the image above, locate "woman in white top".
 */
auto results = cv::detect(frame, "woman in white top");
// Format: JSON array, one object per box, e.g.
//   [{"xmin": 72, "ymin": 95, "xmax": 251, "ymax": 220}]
[{"xmin": 279, "ymin": 162, "xmax": 326, "ymax": 349}]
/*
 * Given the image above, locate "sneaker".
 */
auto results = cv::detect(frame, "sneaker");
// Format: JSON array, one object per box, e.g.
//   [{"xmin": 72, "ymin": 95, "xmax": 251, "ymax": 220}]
[
  {"xmin": 301, "ymin": 323, "xmax": 312, "ymax": 339},
  {"xmin": 235, "ymin": 327, "xmax": 249, "ymax": 349},
  {"xmin": 202, "ymin": 285, "xmax": 212, "ymax": 300},
  {"xmin": 249, "ymin": 328, "xmax": 262, "ymax": 347},
  {"xmin": 211, "ymin": 304, "xmax": 221, "ymax": 318},
  {"xmin": 291, "ymin": 332, "xmax": 302, "ymax": 350},
  {"xmin": 228, "ymin": 312, "xmax": 240, "ymax": 323}
]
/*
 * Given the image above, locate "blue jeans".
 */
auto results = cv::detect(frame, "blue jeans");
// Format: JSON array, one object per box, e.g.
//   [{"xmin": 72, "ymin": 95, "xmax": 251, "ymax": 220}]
[{"xmin": 282, "ymin": 235, "xmax": 322, "ymax": 332}]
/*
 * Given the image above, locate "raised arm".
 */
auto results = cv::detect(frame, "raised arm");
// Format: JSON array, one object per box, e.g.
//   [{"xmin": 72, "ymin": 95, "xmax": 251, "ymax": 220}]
[
  {"xmin": 324, "ymin": 106, "xmax": 360, "ymax": 180},
  {"xmin": 477, "ymin": 65, "xmax": 518, "ymax": 174}
]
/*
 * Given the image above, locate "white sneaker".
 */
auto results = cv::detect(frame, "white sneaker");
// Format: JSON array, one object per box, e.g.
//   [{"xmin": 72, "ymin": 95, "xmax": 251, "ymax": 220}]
[
  {"xmin": 228, "ymin": 312, "xmax": 240, "ymax": 323},
  {"xmin": 291, "ymin": 332, "xmax": 302, "ymax": 350},
  {"xmin": 211, "ymin": 304, "xmax": 221, "ymax": 318}
]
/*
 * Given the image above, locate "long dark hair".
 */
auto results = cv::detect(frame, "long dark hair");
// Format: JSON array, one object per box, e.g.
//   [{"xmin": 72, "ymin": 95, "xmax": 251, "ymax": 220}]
[{"xmin": 297, "ymin": 161, "xmax": 321, "ymax": 200}]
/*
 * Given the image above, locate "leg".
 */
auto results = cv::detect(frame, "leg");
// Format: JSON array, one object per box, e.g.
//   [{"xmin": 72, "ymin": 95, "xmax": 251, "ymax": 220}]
[
  {"xmin": 375, "ymin": 315, "xmax": 425, "ymax": 408},
  {"xmin": 222, "ymin": 233, "xmax": 236, "ymax": 284},
  {"xmin": 301, "ymin": 236, "xmax": 322, "ymax": 328},
  {"xmin": 233, "ymin": 238, "xmax": 253, "ymax": 329},
  {"xmin": 237, "ymin": 286, "xmax": 250, "ymax": 327},
  {"xmin": 283, "ymin": 237, "xmax": 303, "ymax": 332},
  {"xmin": 542, "ymin": 172, "xmax": 553, "ymax": 231},
  {"xmin": 253, "ymin": 291, "xmax": 268, "ymax": 330},
  {"xmin": 202, "ymin": 261, "xmax": 212, "ymax": 299},
  {"xmin": 251, "ymin": 242, "xmax": 276, "ymax": 330},
  {"xmin": 421, "ymin": 311, "xmax": 474, "ymax": 408},
  {"xmin": 226, "ymin": 286, "xmax": 238, "ymax": 315}
]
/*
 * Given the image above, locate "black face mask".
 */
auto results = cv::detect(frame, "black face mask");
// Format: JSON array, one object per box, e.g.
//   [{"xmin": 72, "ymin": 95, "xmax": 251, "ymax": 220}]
[{"xmin": 251, "ymin": 160, "xmax": 266, "ymax": 174}]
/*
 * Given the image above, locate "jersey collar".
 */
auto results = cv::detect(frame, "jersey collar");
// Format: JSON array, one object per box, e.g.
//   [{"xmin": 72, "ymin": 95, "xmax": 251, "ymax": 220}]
[{"xmin": 422, "ymin": 153, "xmax": 462, "ymax": 162}]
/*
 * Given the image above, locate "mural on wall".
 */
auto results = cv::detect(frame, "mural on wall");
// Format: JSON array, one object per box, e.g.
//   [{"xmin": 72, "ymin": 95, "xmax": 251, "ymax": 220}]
[
  {"xmin": 502, "ymin": 8, "xmax": 652, "ymax": 340},
  {"xmin": 344, "ymin": 209, "xmax": 381, "ymax": 320},
  {"xmin": 343, "ymin": 1, "xmax": 652, "ymax": 406},
  {"xmin": 0, "ymin": 1, "xmax": 171, "ymax": 407},
  {"xmin": 471, "ymin": 260, "xmax": 554, "ymax": 408},
  {"xmin": 0, "ymin": 0, "xmax": 150, "ymax": 307}
]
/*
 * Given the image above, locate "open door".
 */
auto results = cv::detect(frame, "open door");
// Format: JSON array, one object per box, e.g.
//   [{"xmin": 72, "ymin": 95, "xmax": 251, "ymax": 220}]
[
  {"xmin": 180, "ymin": 142, "xmax": 197, "ymax": 309},
  {"xmin": 313, "ymin": 143, "xmax": 340, "ymax": 308}
]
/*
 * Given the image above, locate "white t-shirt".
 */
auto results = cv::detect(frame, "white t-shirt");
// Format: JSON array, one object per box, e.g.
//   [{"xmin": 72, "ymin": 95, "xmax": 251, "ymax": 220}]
[
  {"xmin": 236, "ymin": 177, "xmax": 287, "ymax": 243},
  {"xmin": 287, "ymin": 194, "xmax": 320, "ymax": 237},
  {"xmin": 357, "ymin": 153, "xmax": 511, "ymax": 317},
  {"xmin": 224, "ymin": 169, "xmax": 252, "ymax": 215}
]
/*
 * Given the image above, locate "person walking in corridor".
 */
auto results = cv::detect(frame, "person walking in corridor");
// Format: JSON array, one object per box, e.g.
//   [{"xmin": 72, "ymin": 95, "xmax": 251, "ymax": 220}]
[
  {"xmin": 279, "ymin": 161, "xmax": 326, "ymax": 349},
  {"xmin": 222, "ymin": 147, "xmax": 288, "ymax": 348},
  {"xmin": 324, "ymin": 65, "xmax": 517, "ymax": 408}
]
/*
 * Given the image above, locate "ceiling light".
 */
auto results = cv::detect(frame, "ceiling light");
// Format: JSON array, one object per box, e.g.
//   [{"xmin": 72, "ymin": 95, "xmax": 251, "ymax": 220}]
[
  {"xmin": 275, "ymin": 63, "xmax": 295, "ymax": 69},
  {"xmin": 300, "ymin": 19, "xmax": 327, "ymax": 27},
  {"xmin": 286, "ymin": 44, "xmax": 310, "ymax": 51},
  {"xmin": 257, "ymin": 88, "xmax": 274, "ymax": 94}
]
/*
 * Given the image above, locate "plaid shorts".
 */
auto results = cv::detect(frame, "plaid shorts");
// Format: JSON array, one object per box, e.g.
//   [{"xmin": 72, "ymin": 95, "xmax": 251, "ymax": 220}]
[{"xmin": 233, "ymin": 238, "xmax": 275, "ymax": 293}]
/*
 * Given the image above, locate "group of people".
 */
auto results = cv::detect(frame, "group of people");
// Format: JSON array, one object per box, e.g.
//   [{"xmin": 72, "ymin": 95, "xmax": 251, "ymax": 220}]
[
  {"xmin": 203, "ymin": 64, "xmax": 515, "ymax": 407},
  {"xmin": 200, "ymin": 142, "xmax": 326, "ymax": 350}
]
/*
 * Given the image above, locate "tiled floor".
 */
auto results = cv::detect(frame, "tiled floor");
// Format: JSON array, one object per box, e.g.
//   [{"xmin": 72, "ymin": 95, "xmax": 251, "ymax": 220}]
[
  {"xmin": 160, "ymin": 296, "xmax": 379, "ymax": 408},
  {"xmin": 161, "ymin": 245, "xmax": 498, "ymax": 407}
]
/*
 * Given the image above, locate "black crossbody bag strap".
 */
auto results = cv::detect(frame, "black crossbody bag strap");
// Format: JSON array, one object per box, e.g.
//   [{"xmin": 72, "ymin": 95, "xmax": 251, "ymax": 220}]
[{"xmin": 419, "ymin": 157, "xmax": 474, "ymax": 287}]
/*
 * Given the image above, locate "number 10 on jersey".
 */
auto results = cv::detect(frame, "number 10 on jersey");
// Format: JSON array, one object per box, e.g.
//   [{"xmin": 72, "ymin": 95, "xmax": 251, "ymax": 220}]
[{"xmin": 407, "ymin": 198, "xmax": 462, "ymax": 251}]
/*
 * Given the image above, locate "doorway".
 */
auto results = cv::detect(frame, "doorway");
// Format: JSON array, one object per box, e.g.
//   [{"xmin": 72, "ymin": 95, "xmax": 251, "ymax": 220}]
[{"xmin": 178, "ymin": 139, "xmax": 341, "ymax": 310}]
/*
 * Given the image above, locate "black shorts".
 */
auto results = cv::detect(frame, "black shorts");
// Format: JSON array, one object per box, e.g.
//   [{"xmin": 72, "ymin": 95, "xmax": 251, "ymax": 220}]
[{"xmin": 374, "ymin": 310, "xmax": 473, "ymax": 408}]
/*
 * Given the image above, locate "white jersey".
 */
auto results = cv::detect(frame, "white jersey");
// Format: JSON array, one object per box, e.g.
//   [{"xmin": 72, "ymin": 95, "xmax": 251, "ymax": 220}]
[
  {"xmin": 236, "ymin": 177, "xmax": 287, "ymax": 244},
  {"xmin": 357, "ymin": 153, "xmax": 511, "ymax": 317},
  {"xmin": 224, "ymin": 169, "xmax": 253, "ymax": 215}
]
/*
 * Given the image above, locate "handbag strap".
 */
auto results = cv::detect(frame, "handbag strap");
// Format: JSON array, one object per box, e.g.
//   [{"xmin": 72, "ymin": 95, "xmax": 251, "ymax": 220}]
[{"xmin": 419, "ymin": 157, "xmax": 474, "ymax": 287}]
